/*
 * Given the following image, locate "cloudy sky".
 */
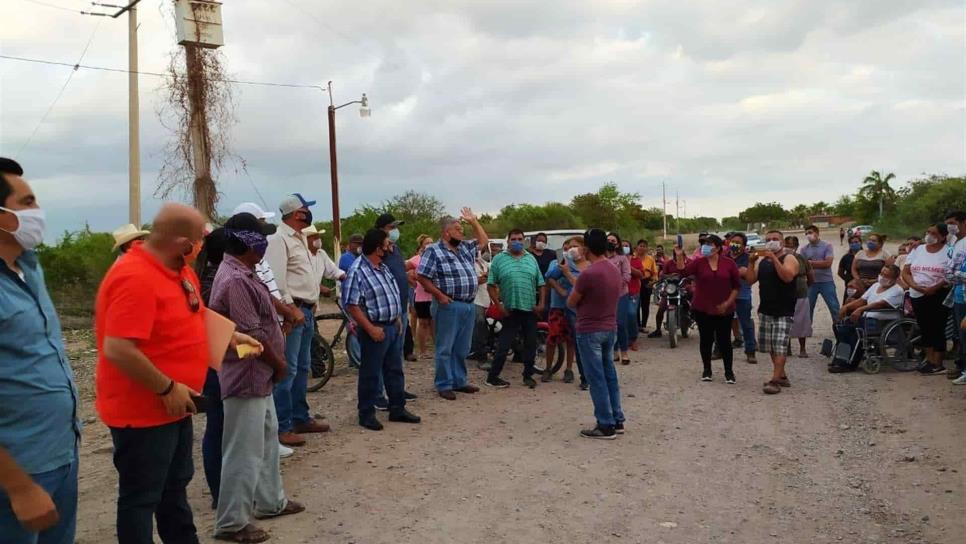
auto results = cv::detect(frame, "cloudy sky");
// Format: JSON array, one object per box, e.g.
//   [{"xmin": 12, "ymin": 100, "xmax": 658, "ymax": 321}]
[{"xmin": 2, "ymin": 0, "xmax": 963, "ymax": 239}]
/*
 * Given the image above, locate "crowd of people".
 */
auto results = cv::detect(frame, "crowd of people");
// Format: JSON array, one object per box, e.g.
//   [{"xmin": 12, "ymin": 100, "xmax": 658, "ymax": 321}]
[{"xmin": 1, "ymin": 153, "xmax": 964, "ymax": 543}]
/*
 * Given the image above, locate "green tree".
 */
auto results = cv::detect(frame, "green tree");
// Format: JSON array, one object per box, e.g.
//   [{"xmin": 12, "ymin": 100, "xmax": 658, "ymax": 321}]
[
  {"xmin": 570, "ymin": 183, "xmax": 641, "ymax": 231},
  {"xmin": 738, "ymin": 202, "xmax": 788, "ymax": 226},
  {"xmin": 860, "ymin": 170, "xmax": 897, "ymax": 220}
]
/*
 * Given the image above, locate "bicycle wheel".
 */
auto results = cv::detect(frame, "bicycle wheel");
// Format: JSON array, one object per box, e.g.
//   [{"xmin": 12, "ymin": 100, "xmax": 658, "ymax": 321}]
[
  {"xmin": 307, "ymin": 332, "xmax": 335, "ymax": 392},
  {"xmin": 879, "ymin": 318, "xmax": 922, "ymax": 372}
]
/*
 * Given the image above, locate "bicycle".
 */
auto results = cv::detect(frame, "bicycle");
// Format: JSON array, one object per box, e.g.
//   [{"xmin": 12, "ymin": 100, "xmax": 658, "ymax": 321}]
[{"xmin": 307, "ymin": 300, "xmax": 362, "ymax": 392}]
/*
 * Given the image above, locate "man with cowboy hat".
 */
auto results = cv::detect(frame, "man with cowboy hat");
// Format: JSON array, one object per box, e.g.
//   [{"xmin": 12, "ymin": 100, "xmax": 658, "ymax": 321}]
[
  {"xmin": 112, "ymin": 224, "xmax": 150, "ymax": 256},
  {"xmin": 302, "ymin": 224, "xmax": 345, "ymax": 297}
]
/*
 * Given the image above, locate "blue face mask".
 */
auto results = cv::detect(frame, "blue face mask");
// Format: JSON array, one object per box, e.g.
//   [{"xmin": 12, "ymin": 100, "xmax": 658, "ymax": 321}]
[
  {"xmin": 622, "ymin": 246, "xmax": 631, "ymax": 255},
  {"xmin": 866, "ymin": 241, "xmax": 879, "ymax": 251},
  {"xmin": 509, "ymin": 240, "xmax": 524, "ymax": 253},
  {"xmin": 388, "ymin": 228, "xmax": 400, "ymax": 243},
  {"xmin": 700, "ymin": 244, "xmax": 713, "ymax": 257},
  {"xmin": 849, "ymin": 242, "xmax": 862, "ymax": 252}
]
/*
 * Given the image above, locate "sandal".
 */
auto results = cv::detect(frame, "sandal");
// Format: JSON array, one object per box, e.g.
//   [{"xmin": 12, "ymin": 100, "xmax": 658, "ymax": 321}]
[
  {"xmin": 254, "ymin": 500, "xmax": 305, "ymax": 520},
  {"xmin": 762, "ymin": 381, "xmax": 782, "ymax": 395},
  {"xmin": 775, "ymin": 376, "xmax": 791, "ymax": 387},
  {"xmin": 215, "ymin": 524, "xmax": 270, "ymax": 543},
  {"xmin": 621, "ymin": 359, "xmax": 631, "ymax": 365}
]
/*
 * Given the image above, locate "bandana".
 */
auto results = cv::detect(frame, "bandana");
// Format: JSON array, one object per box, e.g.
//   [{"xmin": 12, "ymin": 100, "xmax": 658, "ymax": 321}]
[{"xmin": 226, "ymin": 229, "xmax": 268, "ymax": 257}]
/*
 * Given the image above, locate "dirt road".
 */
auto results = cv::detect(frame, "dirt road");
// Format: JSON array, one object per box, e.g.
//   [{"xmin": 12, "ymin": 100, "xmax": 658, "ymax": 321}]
[{"xmin": 69, "ymin": 241, "xmax": 965, "ymax": 544}]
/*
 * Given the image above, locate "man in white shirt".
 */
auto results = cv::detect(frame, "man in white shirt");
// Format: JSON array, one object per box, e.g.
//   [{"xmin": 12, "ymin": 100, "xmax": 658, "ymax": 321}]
[
  {"xmin": 302, "ymin": 224, "xmax": 346, "ymax": 297},
  {"xmin": 830, "ymin": 264, "xmax": 905, "ymax": 373},
  {"xmin": 265, "ymin": 194, "xmax": 331, "ymax": 447}
]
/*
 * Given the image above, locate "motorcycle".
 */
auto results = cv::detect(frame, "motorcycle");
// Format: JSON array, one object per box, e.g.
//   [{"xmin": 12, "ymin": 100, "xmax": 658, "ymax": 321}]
[{"xmin": 656, "ymin": 276, "xmax": 694, "ymax": 349}]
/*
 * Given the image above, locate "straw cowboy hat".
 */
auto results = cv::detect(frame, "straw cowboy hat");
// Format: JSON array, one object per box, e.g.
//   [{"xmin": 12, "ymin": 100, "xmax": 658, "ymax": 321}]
[
  {"xmin": 112, "ymin": 224, "xmax": 150, "ymax": 251},
  {"xmin": 301, "ymin": 224, "xmax": 326, "ymax": 237}
]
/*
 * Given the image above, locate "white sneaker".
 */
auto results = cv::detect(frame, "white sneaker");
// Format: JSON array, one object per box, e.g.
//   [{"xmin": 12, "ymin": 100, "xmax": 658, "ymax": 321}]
[
  {"xmin": 279, "ymin": 444, "xmax": 295, "ymax": 458},
  {"xmin": 953, "ymin": 373, "xmax": 966, "ymax": 385}
]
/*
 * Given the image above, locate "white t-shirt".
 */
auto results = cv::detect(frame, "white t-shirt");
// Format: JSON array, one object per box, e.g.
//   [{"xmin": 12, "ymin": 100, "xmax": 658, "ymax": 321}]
[
  {"xmin": 474, "ymin": 258, "xmax": 490, "ymax": 307},
  {"xmin": 905, "ymin": 245, "xmax": 951, "ymax": 298},
  {"xmin": 861, "ymin": 283, "xmax": 905, "ymax": 308}
]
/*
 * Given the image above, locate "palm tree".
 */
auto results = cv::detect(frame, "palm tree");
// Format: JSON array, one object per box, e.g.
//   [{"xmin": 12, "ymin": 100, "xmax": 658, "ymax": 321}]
[{"xmin": 860, "ymin": 170, "xmax": 896, "ymax": 220}]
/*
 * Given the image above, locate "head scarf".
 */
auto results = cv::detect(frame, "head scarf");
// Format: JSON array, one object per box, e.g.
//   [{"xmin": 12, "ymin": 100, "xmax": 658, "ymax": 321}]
[{"xmin": 226, "ymin": 228, "xmax": 268, "ymax": 258}]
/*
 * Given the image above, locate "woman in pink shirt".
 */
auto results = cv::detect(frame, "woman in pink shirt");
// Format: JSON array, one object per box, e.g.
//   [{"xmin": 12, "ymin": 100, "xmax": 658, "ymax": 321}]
[
  {"xmin": 407, "ymin": 235, "xmax": 436, "ymax": 359},
  {"xmin": 684, "ymin": 234, "xmax": 740, "ymax": 384}
]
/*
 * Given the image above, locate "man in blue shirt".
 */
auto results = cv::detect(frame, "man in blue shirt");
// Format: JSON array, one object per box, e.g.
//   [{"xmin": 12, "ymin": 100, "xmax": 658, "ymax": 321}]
[
  {"xmin": 800, "ymin": 225, "xmax": 840, "ymax": 325},
  {"xmin": 375, "ymin": 214, "xmax": 418, "ymax": 400},
  {"xmin": 343, "ymin": 229, "xmax": 421, "ymax": 430},
  {"xmin": 0, "ymin": 157, "xmax": 81, "ymax": 544},
  {"xmin": 338, "ymin": 233, "xmax": 364, "ymax": 277},
  {"xmin": 417, "ymin": 209, "xmax": 489, "ymax": 400},
  {"xmin": 729, "ymin": 233, "xmax": 757, "ymax": 364}
]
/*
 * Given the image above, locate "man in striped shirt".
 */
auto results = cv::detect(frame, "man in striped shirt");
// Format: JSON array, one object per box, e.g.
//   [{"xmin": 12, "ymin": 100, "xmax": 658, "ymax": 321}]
[
  {"xmin": 485, "ymin": 228, "xmax": 547, "ymax": 389},
  {"xmin": 343, "ymin": 229, "xmax": 421, "ymax": 430}
]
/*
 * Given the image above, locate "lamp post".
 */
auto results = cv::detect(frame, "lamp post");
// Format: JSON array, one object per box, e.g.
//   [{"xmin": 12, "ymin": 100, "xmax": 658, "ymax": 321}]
[{"xmin": 326, "ymin": 81, "xmax": 370, "ymax": 259}]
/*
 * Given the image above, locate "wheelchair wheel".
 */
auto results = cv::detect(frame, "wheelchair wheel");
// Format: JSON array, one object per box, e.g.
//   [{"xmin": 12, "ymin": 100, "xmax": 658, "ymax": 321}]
[
  {"xmin": 879, "ymin": 318, "xmax": 922, "ymax": 372},
  {"xmin": 861, "ymin": 357, "xmax": 881, "ymax": 374}
]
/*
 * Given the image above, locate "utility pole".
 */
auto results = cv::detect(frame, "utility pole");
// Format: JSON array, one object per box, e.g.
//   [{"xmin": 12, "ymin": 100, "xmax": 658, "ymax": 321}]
[
  {"xmin": 327, "ymin": 91, "xmax": 340, "ymax": 260},
  {"xmin": 127, "ymin": 3, "xmax": 140, "ymax": 227},
  {"xmin": 675, "ymin": 190, "xmax": 680, "ymax": 233},
  {"xmin": 87, "ymin": 1, "xmax": 143, "ymax": 225},
  {"xmin": 662, "ymin": 181, "xmax": 667, "ymax": 239}
]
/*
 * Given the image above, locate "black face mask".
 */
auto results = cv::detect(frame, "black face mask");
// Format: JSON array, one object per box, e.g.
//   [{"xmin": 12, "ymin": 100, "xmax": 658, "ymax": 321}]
[
  {"xmin": 447, "ymin": 237, "xmax": 462, "ymax": 248},
  {"xmin": 296, "ymin": 210, "xmax": 313, "ymax": 226},
  {"xmin": 608, "ymin": 242, "xmax": 618, "ymax": 252}
]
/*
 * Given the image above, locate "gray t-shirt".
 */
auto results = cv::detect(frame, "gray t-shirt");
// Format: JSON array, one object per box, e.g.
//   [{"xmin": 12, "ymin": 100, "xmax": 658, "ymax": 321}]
[{"xmin": 799, "ymin": 240, "xmax": 834, "ymax": 283}]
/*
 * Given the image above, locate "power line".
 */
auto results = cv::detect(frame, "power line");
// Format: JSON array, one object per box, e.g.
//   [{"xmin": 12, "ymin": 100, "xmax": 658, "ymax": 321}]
[
  {"xmin": 17, "ymin": 19, "xmax": 104, "ymax": 154},
  {"xmin": 20, "ymin": 0, "xmax": 83, "ymax": 13},
  {"xmin": 0, "ymin": 54, "xmax": 327, "ymax": 90}
]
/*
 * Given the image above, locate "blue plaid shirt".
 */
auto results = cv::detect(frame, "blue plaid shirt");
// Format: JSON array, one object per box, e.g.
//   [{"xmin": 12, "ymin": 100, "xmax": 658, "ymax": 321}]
[
  {"xmin": 417, "ymin": 239, "xmax": 480, "ymax": 302},
  {"xmin": 342, "ymin": 255, "xmax": 402, "ymax": 323}
]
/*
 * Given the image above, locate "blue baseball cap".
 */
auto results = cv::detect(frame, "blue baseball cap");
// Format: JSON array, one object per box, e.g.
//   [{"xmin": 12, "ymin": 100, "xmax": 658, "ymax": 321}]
[{"xmin": 279, "ymin": 193, "xmax": 317, "ymax": 215}]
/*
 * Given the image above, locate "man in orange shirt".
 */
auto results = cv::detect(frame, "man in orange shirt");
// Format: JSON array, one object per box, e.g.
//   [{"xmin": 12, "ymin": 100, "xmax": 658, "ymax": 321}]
[{"xmin": 95, "ymin": 203, "xmax": 260, "ymax": 544}]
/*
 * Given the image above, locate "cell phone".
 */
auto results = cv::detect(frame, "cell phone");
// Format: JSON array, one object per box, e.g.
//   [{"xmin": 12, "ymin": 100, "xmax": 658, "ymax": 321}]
[{"xmin": 190, "ymin": 394, "xmax": 209, "ymax": 414}]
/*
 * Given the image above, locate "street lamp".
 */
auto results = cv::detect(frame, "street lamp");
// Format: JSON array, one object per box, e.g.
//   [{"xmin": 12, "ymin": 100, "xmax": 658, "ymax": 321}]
[{"xmin": 326, "ymin": 81, "xmax": 370, "ymax": 259}]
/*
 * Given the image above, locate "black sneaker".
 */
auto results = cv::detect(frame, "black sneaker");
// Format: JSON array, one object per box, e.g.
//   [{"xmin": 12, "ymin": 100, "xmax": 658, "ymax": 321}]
[
  {"xmin": 648, "ymin": 330, "xmax": 662, "ymax": 338},
  {"xmin": 523, "ymin": 376, "xmax": 537, "ymax": 389},
  {"xmin": 374, "ymin": 399, "xmax": 389, "ymax": 411},
  {"xmin": 915, "ymin": 359, "xmax": 930, "ymax": 372},
  {"xmin": 732, "ymin": 338, "xmax": 744, "ymax": 349},
  {"xmin": 540, "ymin": 371, "xmax": 552, "ymax": 383},
  {"xmin": 701, "ymin": 370, "xmax": 712, "ymax": 382},
  {"xmin": 404, "ymin": 391, "xmax": 418, "ymax": 402},
  {"xmin": 919, "ymin": 364, "xmax": 946, "ymax": 375},
  {"xmin": 579, "ymin": 381, "xmax": 589, "ymax": 391},
  {"xmin": 580, "ymin": 426, "xmax": 617, "ymax": 440},
  {"xmin": 563, "ymin": 370, "xmax": 575, "ymax": 384},
  {"xmin": 484, "ymin": 376, "xmax": 510, "ymax": 388},
  {"xmin": 614, "ymin": 422, "xmax": 625, "ymax": 435},
  {"xmin": 828, "ymin": 364, "xmax": 855, "ymax": 374},
  {"xmin": 725, "ymin": 373, "xmax": 736, "ymax": 384}
]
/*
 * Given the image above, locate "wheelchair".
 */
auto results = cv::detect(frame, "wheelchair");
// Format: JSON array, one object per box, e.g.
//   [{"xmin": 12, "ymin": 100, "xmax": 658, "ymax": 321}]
[{"xmin": 832, "ymin": 309, "xmax": 923, "ymax": 374}]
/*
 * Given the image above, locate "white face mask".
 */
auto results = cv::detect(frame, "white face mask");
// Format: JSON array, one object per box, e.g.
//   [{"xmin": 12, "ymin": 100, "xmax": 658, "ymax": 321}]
[
  {"xmin": 764, "ymin": 240, "xmax": 782, "ymax": 252},
  {"xmin": 878, "ymin": 275, "xmax": 894, "ymax": 288},
  {"xmin": 924, "ymin": 233, "xmax": 938, "ymax": 245},
  {"xmin": 535, "ymin": 241, "xmax": 547, "ymax": 251},
  {"xmin": 806, "ymin": 233, "xmax": 818, "ymax": 243},
  {"xmin": 567, "ymin": 247, "xmax": 582, "ymax": 261},
  {"xmin": 0, "ymin": 207, "xmax": 46, "ymax": 250},
  {"xmin": 948, "ymin": 224, "xmax": 959, "ymax": 237},
  {"xmin": 312, "ymin": 239, "xmax": 322, "ymax": 249}
]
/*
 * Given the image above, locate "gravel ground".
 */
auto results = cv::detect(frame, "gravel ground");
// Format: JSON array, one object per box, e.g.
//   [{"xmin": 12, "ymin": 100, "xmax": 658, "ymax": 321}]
[{"xmin": 66, "ymin": 241, "xmax": 965, "ymax": 544}]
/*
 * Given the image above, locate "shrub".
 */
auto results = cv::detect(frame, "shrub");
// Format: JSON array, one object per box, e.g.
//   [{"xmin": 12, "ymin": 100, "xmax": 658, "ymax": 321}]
[{"xmin": 35, "ymin": 227, "xmax": 115, "ymax": 318}]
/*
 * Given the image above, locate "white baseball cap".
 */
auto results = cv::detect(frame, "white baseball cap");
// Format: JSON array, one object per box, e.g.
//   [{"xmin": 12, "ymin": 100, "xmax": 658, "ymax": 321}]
[{"xmin": 232, "ymin": 202, "xmax": 275, "ymax": 220}]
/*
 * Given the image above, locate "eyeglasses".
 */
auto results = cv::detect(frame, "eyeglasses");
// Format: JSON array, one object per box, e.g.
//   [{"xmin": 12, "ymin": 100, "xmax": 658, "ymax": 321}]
[{"xmin": 180, "ymin": 278, "xmax": 200, "ymax": 313}]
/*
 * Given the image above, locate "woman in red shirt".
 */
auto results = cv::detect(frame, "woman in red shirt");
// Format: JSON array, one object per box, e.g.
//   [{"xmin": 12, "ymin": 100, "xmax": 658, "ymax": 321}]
[
  {"xmin": 623, "ymin": 240, "xmax": 645, "ymax": 350},
  {"xmin": 684, "ymin": 234, "xmax": 740, "ymax": 384}
]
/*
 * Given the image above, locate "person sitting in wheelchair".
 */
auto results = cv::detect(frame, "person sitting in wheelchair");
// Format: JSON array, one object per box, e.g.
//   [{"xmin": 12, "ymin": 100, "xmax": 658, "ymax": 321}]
[{"xmin": 829, "ymin": 264, "xmax": 905, "ymax": 373}]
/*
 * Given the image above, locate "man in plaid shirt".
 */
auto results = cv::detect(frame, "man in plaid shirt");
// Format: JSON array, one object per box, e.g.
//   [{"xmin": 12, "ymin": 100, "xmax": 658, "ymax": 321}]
[
  {"xmin": 343, "ymin": 229, "xmax": 421, "ymax": 430},
  {"xmin": 417, "ymin": 208, "xmax": 490, "ymax": 400}
]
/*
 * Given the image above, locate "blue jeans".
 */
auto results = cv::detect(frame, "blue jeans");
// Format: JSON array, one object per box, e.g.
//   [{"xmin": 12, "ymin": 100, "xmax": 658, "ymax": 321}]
[
  {"xmin": 954, "ymin": 303, "xmax": 966, "ymax": 372},
  {"xmin": 735, "ymin": 298, "xmax": 756, "ymax": 354},
  {"xmin": 431, "ymin": 300, "xmax": 475, "ymax": 391},
  {"xmin": 565, "ymin": 311, "xmax": 586, "ymax": 384},
  {"xmin": 274, "ymin": 305, "xmax": 314, "ymax": 433},
  {"xmin": 576, "ymin": 330, "xmax": 625, "ymax": 428},
  {"xmin": 626, "ymin": 295, "xmax": 640, "ymax": 343},
  {"xmin": 358, "ymin": 322, "xmax": 406, "ymax": 417},
  {"xmin": 808, "ymin": 281, "xmax": 841, "ymax": 322},
  {"xmin": 0, "ymin": 450, "xmax": 78, "ymax": 544},
  {"xmin": 615, "ymin": 294, "xmax": 630, "ymax": 352},
  {"xmin": 201, "ymin": 369, "xmax": 225, "ymax": 506}
]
